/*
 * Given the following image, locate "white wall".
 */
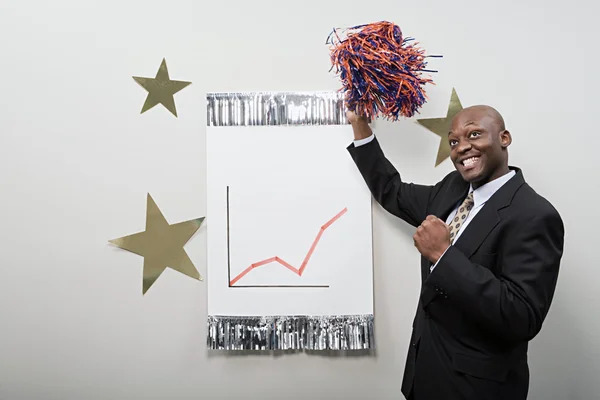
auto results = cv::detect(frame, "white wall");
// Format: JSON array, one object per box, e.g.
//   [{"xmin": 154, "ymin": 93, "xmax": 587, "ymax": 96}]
[{"xmin": 0, "ymin": 0, "xmax": 597, "ymax": 399}]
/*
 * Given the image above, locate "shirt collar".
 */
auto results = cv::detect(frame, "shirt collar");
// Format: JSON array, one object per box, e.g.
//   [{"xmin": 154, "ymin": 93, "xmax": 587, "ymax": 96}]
[{"xmin": 470, "ymin": 170, "xmax": 516, "ymax": 208}]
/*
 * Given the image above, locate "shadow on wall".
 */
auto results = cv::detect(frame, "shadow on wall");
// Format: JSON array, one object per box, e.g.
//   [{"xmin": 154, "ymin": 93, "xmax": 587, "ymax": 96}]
[{"xmin": 527, "ymin": 287, "xmax": 592, "ymax": 400}]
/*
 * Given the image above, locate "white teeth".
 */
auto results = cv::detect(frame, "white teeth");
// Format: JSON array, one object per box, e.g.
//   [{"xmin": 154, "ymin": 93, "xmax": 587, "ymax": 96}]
[{"xmin": 462, "ymin": 157, "xmax": 478, "ymax": 166}]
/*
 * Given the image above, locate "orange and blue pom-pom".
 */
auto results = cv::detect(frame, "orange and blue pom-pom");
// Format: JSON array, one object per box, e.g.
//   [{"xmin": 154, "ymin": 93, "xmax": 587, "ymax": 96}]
[{"xmin": 326, "ymin": 21, "xmax": 441, "ymax": 120}]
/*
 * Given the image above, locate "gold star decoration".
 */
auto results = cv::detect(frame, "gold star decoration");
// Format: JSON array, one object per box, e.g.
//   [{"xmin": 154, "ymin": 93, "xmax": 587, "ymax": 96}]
[
  {"xmin": 133, "ymin": 58, "xmax": 191, "ymax": 117},
  {"xmin": 416, "ymin": 88, "xmax": 464, "ymax": 166},
  {"xmin": 109, "ymin": 194, "xmax": 204, "ymax": 294}
]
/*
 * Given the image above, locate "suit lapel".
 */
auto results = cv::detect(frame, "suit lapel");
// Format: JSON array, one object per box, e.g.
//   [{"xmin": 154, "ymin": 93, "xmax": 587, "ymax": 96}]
[
  {"xmin": 453, "ymin": 168, "xmax": 525, "ymax": 258},
  {"xmin": 452, "ymin": 204, "xmax": 500, "ymax": 258}
]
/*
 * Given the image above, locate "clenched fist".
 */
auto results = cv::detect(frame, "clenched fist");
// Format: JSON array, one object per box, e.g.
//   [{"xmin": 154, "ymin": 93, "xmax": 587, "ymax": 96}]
[{"xmin": 414, "ymin": 215, "xmax": 451, "ymax": 263}]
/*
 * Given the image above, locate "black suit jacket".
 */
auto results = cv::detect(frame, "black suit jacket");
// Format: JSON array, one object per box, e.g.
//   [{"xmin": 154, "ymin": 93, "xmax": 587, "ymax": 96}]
[{"xmin": 347, "ymin": 138, "xmax": 564, "ymax": 400}]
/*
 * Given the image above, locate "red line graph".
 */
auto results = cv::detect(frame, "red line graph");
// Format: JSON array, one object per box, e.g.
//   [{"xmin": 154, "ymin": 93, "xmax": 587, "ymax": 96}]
[{"xmin": 229, "ymin": 207, "xmax": 348, "ymax": 286}]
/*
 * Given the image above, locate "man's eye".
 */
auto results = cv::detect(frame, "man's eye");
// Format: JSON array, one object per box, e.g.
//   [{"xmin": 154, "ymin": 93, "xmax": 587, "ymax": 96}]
[
  {"xmin": 449, "ymin": 140, "xmax": 458, "ymax": 146},
  {"xmin": 470, "ymin": 131, "xmax": 481, "ymax": 137}
]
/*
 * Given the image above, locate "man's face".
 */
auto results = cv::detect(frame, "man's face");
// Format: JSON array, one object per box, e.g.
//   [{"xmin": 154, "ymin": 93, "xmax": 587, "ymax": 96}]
[{"xmin": 448, "ymin": 107, "xmax": 511, "ymax": 186}]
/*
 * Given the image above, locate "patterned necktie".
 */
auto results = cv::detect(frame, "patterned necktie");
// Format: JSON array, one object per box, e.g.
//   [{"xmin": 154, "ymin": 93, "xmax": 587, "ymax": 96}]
[{"xmin": 449, "ymin": 192, "xmax": 474, "ymax": 243}]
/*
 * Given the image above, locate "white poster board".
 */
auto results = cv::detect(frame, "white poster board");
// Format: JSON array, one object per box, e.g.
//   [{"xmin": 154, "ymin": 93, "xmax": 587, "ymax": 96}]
[{"xmin": 205, "ymin": 92, "xmax": 374, "ymax": 351}]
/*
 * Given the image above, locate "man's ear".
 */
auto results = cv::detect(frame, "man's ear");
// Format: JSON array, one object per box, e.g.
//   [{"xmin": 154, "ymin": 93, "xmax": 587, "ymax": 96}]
[{"xmin": 500, "ymin": 130, "xmax": 512, "ymax": 148}]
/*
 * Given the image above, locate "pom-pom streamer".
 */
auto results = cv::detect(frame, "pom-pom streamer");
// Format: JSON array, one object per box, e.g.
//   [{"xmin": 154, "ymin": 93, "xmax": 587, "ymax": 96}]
[{"xmin": 326, "ymin": 21, "xmax": 441, "ymax": 120}]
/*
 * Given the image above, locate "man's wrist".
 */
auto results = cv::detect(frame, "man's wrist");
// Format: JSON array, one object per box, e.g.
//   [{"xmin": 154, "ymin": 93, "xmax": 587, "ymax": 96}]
[
  {"xmin": 351, "ymin": 120, "xmax": 372, "ymax": 141},
  {"xmin": 431, "ymin": 245, "xmax": 450, "ymax": 264}
]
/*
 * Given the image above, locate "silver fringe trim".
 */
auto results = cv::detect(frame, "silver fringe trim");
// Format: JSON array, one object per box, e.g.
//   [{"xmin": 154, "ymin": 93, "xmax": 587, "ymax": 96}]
[
  {"xmin": 207, "ymin": 314, "xmax": 374, "ymax": 351},
  {"xmin": 206, "ymin": 91, "xmax": 349, "ymax": 126}
]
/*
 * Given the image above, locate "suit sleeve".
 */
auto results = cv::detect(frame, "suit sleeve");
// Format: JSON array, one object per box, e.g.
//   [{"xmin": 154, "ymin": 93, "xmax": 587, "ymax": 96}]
[
  {"xmin": 424, "ymin": 210, "xmax": 564, "ymax": 342},
  {"xmin": 347, "ymin": 137, "xmax": 434, "ymax": 227}
]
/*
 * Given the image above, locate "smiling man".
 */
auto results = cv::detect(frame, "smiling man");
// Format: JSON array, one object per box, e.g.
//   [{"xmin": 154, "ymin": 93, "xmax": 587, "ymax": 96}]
[
  {"xmin": 346, "ymin": 106, "xmax": 564, "ymax": 400},
  {"xmin": 450, "ymin": 106, "xmax": 511, "ymax": 188}
]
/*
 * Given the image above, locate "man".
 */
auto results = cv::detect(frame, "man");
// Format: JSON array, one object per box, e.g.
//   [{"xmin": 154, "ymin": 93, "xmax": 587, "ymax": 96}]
[{"xmin": 346, "ymin": 106, "xmax": 564, "ymax": 400}]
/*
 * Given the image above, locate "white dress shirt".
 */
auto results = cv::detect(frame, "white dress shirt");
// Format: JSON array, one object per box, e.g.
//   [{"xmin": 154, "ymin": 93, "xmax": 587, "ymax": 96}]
[{"xmin": 353, "ymin": 133, "xmax": 516, "ymax": 271}]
